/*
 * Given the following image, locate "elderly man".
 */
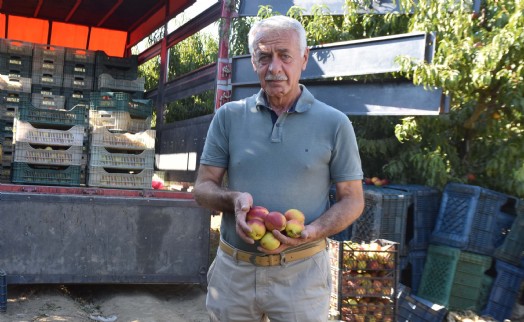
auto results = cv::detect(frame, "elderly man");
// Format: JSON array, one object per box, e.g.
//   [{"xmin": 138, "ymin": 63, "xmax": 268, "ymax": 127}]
[{"xmin": 194, "ymin": 15, "xmax": 364, "ymax": 322}]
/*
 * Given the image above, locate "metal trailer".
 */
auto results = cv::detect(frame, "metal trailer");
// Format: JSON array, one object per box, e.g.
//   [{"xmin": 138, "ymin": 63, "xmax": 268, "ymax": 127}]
[{"xmin": 0, "ymin": 184, "xmax": 210, "ymax": 285}]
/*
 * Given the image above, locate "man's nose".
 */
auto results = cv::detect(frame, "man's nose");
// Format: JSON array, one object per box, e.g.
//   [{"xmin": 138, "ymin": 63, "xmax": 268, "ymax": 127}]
[{"xmin": 268, "ymin": 57, "xmax": 283, "ymax": 73}]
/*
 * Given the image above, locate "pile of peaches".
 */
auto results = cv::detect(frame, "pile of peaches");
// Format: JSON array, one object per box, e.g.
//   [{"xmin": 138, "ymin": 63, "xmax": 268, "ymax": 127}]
[{"xmin": 246, "ymin": 206, "xmax": 306, "ymax": 250}]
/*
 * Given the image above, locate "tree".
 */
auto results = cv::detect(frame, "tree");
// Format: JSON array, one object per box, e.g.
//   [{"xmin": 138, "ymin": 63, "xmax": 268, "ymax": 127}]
[
  {"xmin": 232, "ymin": 1, "xmax": 523, "ymax": 197},
  {"xmin": 137, "ymin": 28, "xmax": 219, "ymax": 124}
]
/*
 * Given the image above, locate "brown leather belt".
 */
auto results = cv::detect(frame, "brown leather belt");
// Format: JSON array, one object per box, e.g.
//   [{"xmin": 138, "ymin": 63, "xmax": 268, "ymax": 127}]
[{"xmin": 219, "ymin": 238, "xmax": 327, "ymax": 266}]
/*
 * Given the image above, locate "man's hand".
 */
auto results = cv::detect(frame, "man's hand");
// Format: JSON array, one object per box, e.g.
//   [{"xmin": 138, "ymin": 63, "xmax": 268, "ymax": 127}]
[
  {"xmin": 234, "ymin": 192, "xmax": 255, "ymax": 244},
  {"xmin": 256, "ymin": 224, "xmax": 320, "ymax": 254}
]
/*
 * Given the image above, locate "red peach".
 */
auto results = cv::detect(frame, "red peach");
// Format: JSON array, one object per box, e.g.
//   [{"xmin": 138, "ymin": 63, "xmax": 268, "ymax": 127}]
[
  {"xmin": 246, "ymin": 206, "xmax": 269, "ymax": 222},
  {"xmin": 285, "ymin": 219, "xmax": 304, "ymax": 238},
  {"xmin": 260, "ymin": 231, "xmax": 281, "ymax": 250},
  {"xmin": 264, "ymin": 211, "xmax": 287, "ymax": 231},
  {"xmin": 284, "ymin": 208, "xmax": 305, "ymax": 223},
  {"xmin": 246, "ymin": 219, "xmax": 266, "ymax": 240}
]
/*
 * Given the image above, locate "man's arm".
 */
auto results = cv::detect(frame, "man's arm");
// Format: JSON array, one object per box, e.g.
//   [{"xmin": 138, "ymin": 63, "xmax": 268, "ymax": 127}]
[
  {"xmin": 267, "ymin": 179, "xmax": 364, "ymax": 253},
  {"xmin": 309, "ymin": 180, "xmax": 365, "ymax": 238},
  {"xmin": 193, "ymin": 164, "xmax": 255, "ymax": 244}
]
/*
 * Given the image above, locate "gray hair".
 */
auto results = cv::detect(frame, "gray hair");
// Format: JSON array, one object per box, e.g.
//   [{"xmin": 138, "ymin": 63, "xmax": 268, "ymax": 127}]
[{"xmin": 248, "ymin": 16, "xmax": 307, "ymax": 55}]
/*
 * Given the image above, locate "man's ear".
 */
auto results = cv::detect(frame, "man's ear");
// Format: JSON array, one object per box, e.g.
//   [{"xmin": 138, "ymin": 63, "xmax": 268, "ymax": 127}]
[
  {"xmin": 251, "ymin": 56, "xmax": 257, "ymax": 72},
  {"xmin": 302, "ymin": 47, "xmax": 310, "ymax": 71}
]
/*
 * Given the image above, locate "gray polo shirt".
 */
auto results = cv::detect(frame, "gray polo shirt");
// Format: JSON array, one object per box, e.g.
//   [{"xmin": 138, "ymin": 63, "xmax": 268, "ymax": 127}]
[{"xmin": 200, "ymin": 85, "xmax": 363, "ymax": 252}]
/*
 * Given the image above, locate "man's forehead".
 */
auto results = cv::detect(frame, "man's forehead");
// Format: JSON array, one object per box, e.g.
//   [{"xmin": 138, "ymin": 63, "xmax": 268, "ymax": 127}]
[{"xmin": 253, "ymin": 30, "xmax": 298, "ymax": 52}]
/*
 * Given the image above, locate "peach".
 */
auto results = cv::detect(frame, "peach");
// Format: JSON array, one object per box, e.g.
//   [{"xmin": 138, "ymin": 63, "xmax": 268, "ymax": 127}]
[
  {"xmin": 284, "ymin": 208, "xmax": 305, "ymax": 223},
  {"xmin": 246, "ymin": 219, "xmax": 266, "ymax": 240},
  {"xmin": 264, "ymin": 211, "xmax": 286, "ymax": 231},
  {"xmin": 285, "ymin": 219, "xmax": 304, "ymax": 238},
  {"xmin": 246, "ymin": 206, "xmax": 269, "ymax": 222},
  {"xmin": 260, "ymin": 231, "xmax": 281, "ymax": 250}
]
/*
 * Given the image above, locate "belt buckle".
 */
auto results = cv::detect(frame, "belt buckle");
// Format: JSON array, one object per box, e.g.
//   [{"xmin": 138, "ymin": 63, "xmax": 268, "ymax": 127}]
[
  {"xmin": 249, "ymin": 254, "xmax": 281, "ymax": 266},
  {"xmin": 248, "ymin": 254, "xmax": 261, "ymax": 266}
]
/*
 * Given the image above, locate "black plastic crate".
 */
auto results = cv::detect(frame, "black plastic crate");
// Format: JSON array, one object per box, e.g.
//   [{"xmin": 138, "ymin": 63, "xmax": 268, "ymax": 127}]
[
  {"xmin": 351, "ymin": 186, "xmax": 412, "ymax": 255},
  {"xmin": 0, "ymin": 52, "xmax": 33, "ymax": 78},
  {"xmin": 31, "ymin": 84, "xmax": 62, "ymax": 96},
  {"xmin": 387, "ymin": 184, "xmax": 441, "ymax": 250},
  {"xmin": 94, "ymin": 51, "xmax": 138, "ymax": 82},
  {"xmin": 63, "ymin": 60, "xmax": 95, "ymax": 90},
  {"xmin": 63, "ymin": 88, "xmax": 91, "ymax": 110},
  {"xmin": 397, "ymin": 284, "xmax": 447, "ymax": 322}
]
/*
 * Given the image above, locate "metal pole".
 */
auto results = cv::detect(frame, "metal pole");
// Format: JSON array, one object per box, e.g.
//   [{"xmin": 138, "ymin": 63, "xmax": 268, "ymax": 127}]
[{"xmin": 214, "ymin": 0, "xmax": 237, "ymax": 110}]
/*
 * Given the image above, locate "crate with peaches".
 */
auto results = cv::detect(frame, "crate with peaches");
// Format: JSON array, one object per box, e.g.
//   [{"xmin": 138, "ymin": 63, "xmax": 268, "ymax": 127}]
[{"xmin": 329, "ymin": 239, "xmax": 398, "ymax": 322}]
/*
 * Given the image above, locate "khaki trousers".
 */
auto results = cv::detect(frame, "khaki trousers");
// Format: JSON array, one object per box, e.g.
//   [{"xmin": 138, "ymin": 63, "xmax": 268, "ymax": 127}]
[{"xmin": 206, "ymin": 246, "xmax": 331, "ymax": 322}]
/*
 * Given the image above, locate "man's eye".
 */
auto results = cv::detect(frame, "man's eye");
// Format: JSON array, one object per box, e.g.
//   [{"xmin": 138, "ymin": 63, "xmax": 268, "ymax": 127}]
[{"xmin": 258, "ymin": 56, "xmax": 270, "ymax": 63}]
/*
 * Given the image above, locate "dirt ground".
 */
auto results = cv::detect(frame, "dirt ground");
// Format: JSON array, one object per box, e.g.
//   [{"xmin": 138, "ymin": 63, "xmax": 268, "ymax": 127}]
[
  {"xmin": 0, "ymin": 216, "xmax": 222, "ymax": 322},
  {"xmin": 1, "ymin": 283, "xmax": 208, "ymax": 322}
]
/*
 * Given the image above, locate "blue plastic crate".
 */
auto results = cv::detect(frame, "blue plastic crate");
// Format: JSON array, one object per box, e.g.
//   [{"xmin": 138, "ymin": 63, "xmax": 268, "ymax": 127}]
[
  {"xmin": 494, "ymin": 200, "xmax": 524, "ymax": 267},
  {"xmin": 408, "ymin": 249, "xmax": 427, "ymax": 294},
  {"xmin": 352, "ymin": 186, "xmax": 412, "ymax": 255},
  {"xmin": 431, "ymin": 183, "xmax": 516, "ymax": 256},
  {"xmin": 482, "ymin": 260, "xmax": 524, "ymax": 321},
  {"xmin": 388, "ymin": 184, "xmax": 441, "ymax": 250}
]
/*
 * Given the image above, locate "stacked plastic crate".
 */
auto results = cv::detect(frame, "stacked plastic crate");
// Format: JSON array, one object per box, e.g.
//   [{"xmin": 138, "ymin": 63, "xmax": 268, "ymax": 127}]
[
  {"xmin": 485, "ymin": 200, "xmax": 524, "ymax": 321},
  {"xmin": 63, "ymin": 48, "xmax": 95, "ymax": 110},
  {"xmin": 351, "ymin": 185, "xmax": 412, "ymax": 256},
  {"xmin": 12, "ymin": 44, "xmax": 88, "ymax": 186},
  {"xmin": 87, "ymin": 52, "xmax": 155, "ymax": 189},
  {"xmin": 386, "ymin": 184, "xmax": 442, "ymax": 294},
  {"xmin": 414, "ymin": 183, "xmax": 520, "ymax": 319},
  {"xmin": 329, "ymin": 239, "xmax": 399, "ymax": 321},
  {"xmin": 0, "ymin": 39, "xmax": 33, "ymax": 182}
]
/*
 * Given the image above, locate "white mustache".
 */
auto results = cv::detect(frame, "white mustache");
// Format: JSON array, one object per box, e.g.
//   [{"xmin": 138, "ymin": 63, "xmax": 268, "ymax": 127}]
[{"xmin": 265, "ymin": 74, "xmax": 288, "ymax": 81}]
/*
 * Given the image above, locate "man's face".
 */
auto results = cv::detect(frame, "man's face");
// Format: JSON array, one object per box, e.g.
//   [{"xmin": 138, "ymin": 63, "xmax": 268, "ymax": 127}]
[{"xmin": 251, "ymin": 29, "xmax": 309, "ymax": 102}]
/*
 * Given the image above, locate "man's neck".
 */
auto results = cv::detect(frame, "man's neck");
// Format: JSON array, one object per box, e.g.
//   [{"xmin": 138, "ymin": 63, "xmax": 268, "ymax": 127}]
[{"xmin": 265, "ymin": 88, "xmax": 302, "ymax": 116}]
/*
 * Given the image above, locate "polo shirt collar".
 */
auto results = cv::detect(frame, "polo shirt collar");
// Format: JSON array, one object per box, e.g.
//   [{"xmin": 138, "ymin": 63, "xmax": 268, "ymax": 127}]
[{"xmin": 255, "ymin": 84, "xmax": 314, "ymax": 113}]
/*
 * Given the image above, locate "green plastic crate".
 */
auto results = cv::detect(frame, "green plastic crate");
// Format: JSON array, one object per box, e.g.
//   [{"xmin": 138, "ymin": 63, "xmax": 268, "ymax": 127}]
[
  {"xmin": 11, "ymin": 162, "xmax": 82, "ymax": 186},
  {"xmin": 448, "ymin": 251, "xmax": 493, "ymax": 312},
  {"xmin": 17, "ymin": 102, "xmax": 87, "ymax": 127},
  {"xmin": 417, "ymin": 244, "xmax": 461, "ymax": 306}
]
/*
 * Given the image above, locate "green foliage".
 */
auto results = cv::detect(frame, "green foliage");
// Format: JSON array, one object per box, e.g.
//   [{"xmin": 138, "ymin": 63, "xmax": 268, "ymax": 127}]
[
  {"xmin": 164, "ymin": 90, "xmax": 215, "ymax": 123},
  {"xmin": 168, "ymin": 33, "xmax": 218, "ymax": 79},
  {"xmin": 244, "ymin": 0, "xmax": 523, "ymax": 197},
  {"xmin": 137, "ymin": 30, "xmax": 219, "ymax": 123}
]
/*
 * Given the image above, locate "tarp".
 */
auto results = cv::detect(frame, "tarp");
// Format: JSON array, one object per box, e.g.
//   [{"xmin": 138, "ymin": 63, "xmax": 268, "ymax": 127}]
[{"xmin": 0, "ymin": 0, "xmax": 196, "ymax": 57}]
